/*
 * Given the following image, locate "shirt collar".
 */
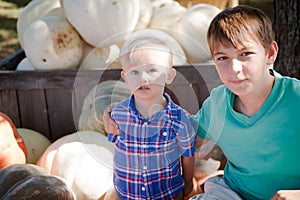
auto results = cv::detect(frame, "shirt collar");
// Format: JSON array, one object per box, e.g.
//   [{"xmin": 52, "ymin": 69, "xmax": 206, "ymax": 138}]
[{"xmin": 125, "ymin": 93, "xmax": 179, "ymax": 121}]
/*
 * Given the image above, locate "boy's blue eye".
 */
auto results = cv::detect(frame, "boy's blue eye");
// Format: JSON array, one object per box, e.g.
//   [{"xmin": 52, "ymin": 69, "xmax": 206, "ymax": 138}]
[
  {"xmin": 130, "ymin": 70, "xmax": 138, "ymax": 75},
  {"xmin": 217, "ymin": 56, "xmax": 227, "ymax": 61},
  {"xmin": 241, "ymin": 52, "xmax": 252, "ymax": 56},
  {"xmin": 149, "ymin": 68, "xmax": 157, "ymax": 73}
]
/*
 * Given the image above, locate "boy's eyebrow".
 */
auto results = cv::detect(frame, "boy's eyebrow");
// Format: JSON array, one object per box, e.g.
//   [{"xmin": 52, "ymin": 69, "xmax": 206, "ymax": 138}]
[
  {"xmin": 213, "ymin": 52, "xmax": 225, "ymax": 56},
  {"xmin": 213, "ymin": 47, "xmax": 250, "ymax": 56}
]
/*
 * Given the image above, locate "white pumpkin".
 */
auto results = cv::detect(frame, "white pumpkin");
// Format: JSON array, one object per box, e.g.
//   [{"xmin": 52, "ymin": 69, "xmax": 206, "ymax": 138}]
[
  {"xmin": 149, "ymin": 4, "xmax": 186, "ymax": 31},
  {"xmin": 171, "ymin": 4, "xmax": 221, "ymax": 63},
  {"xmin": 16, "ymin": 58, "xmax": 35, "ymax": 71},
  {"xmin": 17, "ymin": 128, "xmax": 51, "ymax": 164},
  {"xmin": 135, "ymin": 0, "xmax": 153, "ymax": 29},
  {"xmin": 62, "ymin": 0, "xmax": 140, "ymax": 47},
  {"xmin": 79, "ymin": 42, "xmax": 121, "ymax": 70},
  {"xmin": 37, "ymin": 131, "xmax": 114, "ymax": 200},
  {"xmin": 23, "ymin": 15, "xmax": 83, "ymax": 70},
  {"xmin": 121, "ymin": 28, "xmax": 187, "ymax": 65},
  {"xmin": 44, "ymin": 6, "xmax": 66, "ymax": 19},
  {"xmin": 17, "ymin": 0, "xmax": 61, "ymax": 49},
  {"xmin": 78, "ymin": 80, "xmax": 131, "ymax": 134},
  {"xmin": 150, "ymin": 0, "xmax": 181, "ymax": 13}
]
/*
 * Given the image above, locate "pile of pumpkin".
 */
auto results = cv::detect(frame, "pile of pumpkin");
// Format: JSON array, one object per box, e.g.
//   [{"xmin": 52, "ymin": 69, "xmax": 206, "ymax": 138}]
[
  {"xmin": 16, "ymin": 0, "xmax": 221, "ymax": 70},
  {"xmin": 0, "ymin": 111, "xmax": 117, "ymax": 200}
]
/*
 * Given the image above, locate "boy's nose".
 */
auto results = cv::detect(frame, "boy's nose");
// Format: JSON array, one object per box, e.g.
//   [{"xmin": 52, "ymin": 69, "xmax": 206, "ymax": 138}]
[
  {"xmin": 140, "ymin": 72, "xmax": 150, "ymax": 82},
  {"xmin": 231, "ymin": 59, "xmax": 243, "ymax": 73}
]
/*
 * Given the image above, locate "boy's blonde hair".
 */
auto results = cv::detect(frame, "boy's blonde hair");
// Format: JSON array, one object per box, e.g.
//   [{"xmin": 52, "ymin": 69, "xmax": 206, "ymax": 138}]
[
  {"xmin": 207, "ymin": 5, "xmax": 273, "ymax": 54},
  {"xmin": 120, "ymin": 36, "xmax": 173, "ymax": 67}
]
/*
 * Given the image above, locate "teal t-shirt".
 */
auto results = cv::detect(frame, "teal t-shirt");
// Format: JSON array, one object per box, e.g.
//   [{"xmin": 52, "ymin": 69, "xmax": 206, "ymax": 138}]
[{"xmin": 194, "ymin": 70, "xmax": 300, "ymax": 200}]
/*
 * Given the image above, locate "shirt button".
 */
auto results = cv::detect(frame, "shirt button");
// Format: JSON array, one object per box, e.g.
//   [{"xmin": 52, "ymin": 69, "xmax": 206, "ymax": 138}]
[
  {"xmin": 163, "ymin": 132, "xmax": 168, "ymax": 136},
  {"xmin": 142, "ymin": 144, "xmax": 147, "ymax": 148},
  {"xmin": 143, "ymin": 166, "xmax": 147, "ymax": 170},
  {"xmin": 141, "ymin": 187, "xmax": 145, "ymax": 191},
  {"xmin": 143, "ymin": 173, "xmax": 147, "ymax": 177},
  {"xmin": 143, "ymin": 122, "xmax": 148, "ymax": 126}
]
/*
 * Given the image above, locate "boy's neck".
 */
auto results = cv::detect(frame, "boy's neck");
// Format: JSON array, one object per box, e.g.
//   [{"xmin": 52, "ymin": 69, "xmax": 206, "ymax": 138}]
[
  {"xmin": 134, "ymin": 96, "xmax": 167, "ymax": 119},
  {"xmin": 234, "ymin": 75, "xmax": 275, "ymax": 117}
]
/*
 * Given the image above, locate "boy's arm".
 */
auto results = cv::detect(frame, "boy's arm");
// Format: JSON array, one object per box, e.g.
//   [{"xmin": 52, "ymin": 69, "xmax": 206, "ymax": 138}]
[
  {"xmin": 182, "ymin": 156, "xmax": 195, "ymax": 198},
  {"xmin": 270, "ymin": 190, "xmax": 300, "ymax": 200},
  {"xmin": 103, "ymin": 104, "xmax": 120, "ymax": 135}
]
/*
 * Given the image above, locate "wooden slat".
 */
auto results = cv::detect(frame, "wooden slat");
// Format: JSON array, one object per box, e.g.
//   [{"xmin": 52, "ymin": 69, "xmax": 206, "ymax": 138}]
[
  {"xmin": 0, "ymin": 65, "xmax": 220, "ymax": 89},
  {"xmin": 0, "ymin": 90, "xmax": 20, "ymax": 127},
  {"xmin": 46, "ymin": 89, "xmax": 76, "ymax": 141},
  {"xmin": 17, "ymin": 89, "xmax": 51, "ymax": 139},
  {"xmin": 0, "ymin": 70, "xmax": 77, "ymax": 90}
]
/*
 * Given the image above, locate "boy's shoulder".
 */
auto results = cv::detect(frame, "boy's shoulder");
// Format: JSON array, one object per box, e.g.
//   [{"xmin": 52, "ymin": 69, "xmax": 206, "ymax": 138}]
[
  {"xmin": 273, "ymin": 69, "xmax": 300, "ymax": 94},
  {"xmin": 167, "ymin": 96, "xmax": 194, "ymax": 123},
  {"xmin": 111, "ymin": 97, "xmax": 131, "ymax": 114}
]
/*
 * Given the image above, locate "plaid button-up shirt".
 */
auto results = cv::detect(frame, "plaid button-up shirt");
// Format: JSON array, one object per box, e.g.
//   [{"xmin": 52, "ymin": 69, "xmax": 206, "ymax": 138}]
[{"xmin": 108, "ymin": 93, "xmax": 196, "ymax": 200}]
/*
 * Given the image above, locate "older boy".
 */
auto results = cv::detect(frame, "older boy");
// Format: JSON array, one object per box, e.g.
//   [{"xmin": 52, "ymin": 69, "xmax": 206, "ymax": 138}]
[{"xmin": 192, "ymin": 5, "xmax": 300, "ymax": 200}]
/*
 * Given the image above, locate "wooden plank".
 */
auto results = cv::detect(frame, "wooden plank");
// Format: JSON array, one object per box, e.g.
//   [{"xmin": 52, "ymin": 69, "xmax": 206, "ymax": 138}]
[
  {"xmin": 0, "ymin": 90, "xmax": 20, "ymax": 127},
  {"xmin": 0, "ymin": 64, "xmax": 219, "ymax": 89},
  {"xmin": 17, "ymin": 89, "xmax": 51, "ymax": 139},
  {"xmin": 46, "ymin": 88, "xmax": 76, "ymax": 141},
  {"xmin": 0, "ymin": 70, "xmax": 77, "ymax": 90}
]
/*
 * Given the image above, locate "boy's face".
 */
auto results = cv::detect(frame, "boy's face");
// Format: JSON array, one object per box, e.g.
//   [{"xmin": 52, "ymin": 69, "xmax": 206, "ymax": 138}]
[
  {"xmin": 121, "ymin": 49, "xmax": 176, "ymax": 100},
  {"xmin": 212, "ymin": 39, "xmax": 277, "ymax": 97}
]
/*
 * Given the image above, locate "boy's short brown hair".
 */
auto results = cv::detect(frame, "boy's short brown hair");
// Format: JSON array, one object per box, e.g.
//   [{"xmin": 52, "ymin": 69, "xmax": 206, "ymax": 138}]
[
  {"xmin": 207, "ymin": 5, "xmax": 273, "ymax": 54},
  {"xmin": 120, "ymin": 36, "xmax": 173, "ymax": 68}
]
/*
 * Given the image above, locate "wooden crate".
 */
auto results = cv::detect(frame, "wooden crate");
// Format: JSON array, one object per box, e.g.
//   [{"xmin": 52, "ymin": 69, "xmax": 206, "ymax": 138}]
[{"xmin": 0, "ymin": 50, "xmax": 222, "ymax": 141}]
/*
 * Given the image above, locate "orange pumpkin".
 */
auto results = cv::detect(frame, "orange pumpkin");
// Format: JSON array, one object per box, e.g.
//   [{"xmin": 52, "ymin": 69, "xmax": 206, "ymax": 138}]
[{"xmin": 0, "ymin": 112, "xmax": 27, "ymax": 169}]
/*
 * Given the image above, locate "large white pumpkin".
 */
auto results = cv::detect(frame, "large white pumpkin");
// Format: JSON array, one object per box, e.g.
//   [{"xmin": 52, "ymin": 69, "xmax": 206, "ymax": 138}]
[
  {"xmin": 62, "ymin": 0, "xmax": 140, "ymax": 47},
  {"xmin": 23, "ymin": 15, "xmax": 83, "ymax": 70},
  {"xmin": 171, "ymin": 4, "xmax": 221, "ymax": 63},
  {"xmin": 79, "ymin": 41, "xmax": 121, "ymax": 70},
  {"xmin": 150, "ymin": 0, "xmax": 181, "ymax": 13},
  {"xmin": 17, "ymin": 0, "xmax": 61, "ymax": 49},
  {"xmin": 78, "ymin": 80, "xmax": 131, "ymax": 135},
  {"xmin": 17, "ymin": 128, "xmax": 51, "ymax": 164},
  {"xmin": 149, "ymin": 4, "xmax": 187, "ymax": 31},
  {"xmin": 121, "ymin": 28, "xmax": 187, "ymax": 65},
  {"xmin": 37, "ymin": 131, "xmax": 114, "ymax": 200},
  {"xmin": 135, "ymin": 0, "xmax": 153, "ymax": 29}
]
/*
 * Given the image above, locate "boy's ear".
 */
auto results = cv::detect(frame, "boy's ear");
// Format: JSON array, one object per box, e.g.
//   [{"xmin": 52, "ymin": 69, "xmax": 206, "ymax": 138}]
[
  {"xmin": 166, "ymin": 68, "xmax": 176, "ymax": 84},
  {"xmin": 266, "ymin": 41, "xmax": 279, "ymax": 65},
  {"xmin": 121, "ymin": 71, "xmax": 126, "ymax": 81}
]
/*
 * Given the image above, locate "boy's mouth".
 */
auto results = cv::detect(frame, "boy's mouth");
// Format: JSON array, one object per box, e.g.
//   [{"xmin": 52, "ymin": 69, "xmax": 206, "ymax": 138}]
[{"xmin": 139, "ymin": 86, "xmax": 150, "ymax": 90}]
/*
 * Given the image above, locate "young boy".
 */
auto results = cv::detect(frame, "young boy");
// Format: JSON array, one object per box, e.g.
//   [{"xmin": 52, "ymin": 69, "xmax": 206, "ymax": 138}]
[
  {"xmin": 191, "ymin": 5, "xmax": 300, "ymax": 200},
  {"xmin": 107, "ymin": 36, "xmax": 196, "ymax": 200},
  {"xmin": 104, "ymin": 5, "xmax": 300, "ymax": 200}
]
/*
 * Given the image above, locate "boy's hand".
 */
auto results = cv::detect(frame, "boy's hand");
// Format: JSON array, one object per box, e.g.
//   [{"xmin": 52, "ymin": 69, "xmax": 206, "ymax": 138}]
[
  {"xmin": 183, "ymin": 181, "xmax": 197, "ymax": 200},
  {"xmin": 103, "ymin": 103, "xmax": 119, "ymax": 135},
  {"xmin": 270, "ymin": 190, "xmax": 300, "ymax": 200}
]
